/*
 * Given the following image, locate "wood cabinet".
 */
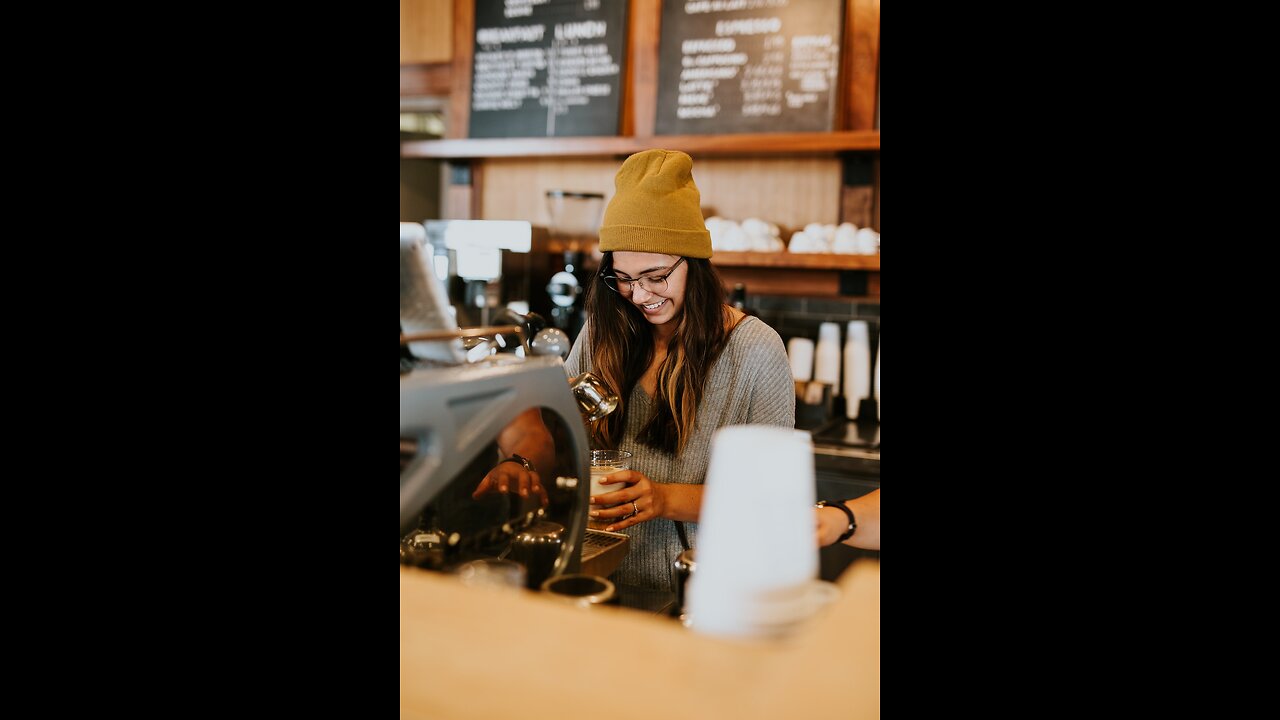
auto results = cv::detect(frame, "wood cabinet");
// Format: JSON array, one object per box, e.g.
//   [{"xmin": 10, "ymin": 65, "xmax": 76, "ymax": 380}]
[
  {"xmin": 713, "ymin": 252, "xmax": 880, "ymax": 299},
  {"xmin": 400, "ymin": 0, "xmax": 453, "ymax": 64}
]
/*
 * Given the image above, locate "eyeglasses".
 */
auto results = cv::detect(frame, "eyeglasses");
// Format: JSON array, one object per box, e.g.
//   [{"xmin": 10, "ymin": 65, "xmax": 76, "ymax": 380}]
[{"xmin": 601, "ymin": 257, "xmax": 686, "ymax": 295}]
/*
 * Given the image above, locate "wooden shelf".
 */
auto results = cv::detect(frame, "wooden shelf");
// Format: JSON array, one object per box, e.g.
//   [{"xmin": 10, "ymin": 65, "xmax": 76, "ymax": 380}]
[
  {"xmin": 712, "ymin": 251, "xmax": 880, "ymax": 271},
  {"xmin": 400, "ymin": 131, "xmax": 880, "ymax": 159}
]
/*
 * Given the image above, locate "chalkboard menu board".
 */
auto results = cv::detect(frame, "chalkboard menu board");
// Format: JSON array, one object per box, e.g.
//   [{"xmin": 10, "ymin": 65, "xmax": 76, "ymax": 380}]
[
  {"xmin": 655, "ymin": 0, "xmax": 844, "ymax": 135},
  {"xmin": 469, "ymin": 0, "xmax": 629, "ymax": 138}
]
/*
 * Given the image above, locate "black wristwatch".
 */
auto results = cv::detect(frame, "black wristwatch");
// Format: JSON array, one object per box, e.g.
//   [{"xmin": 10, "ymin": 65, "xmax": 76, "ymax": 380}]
[
  {"xmin": 816, "ymin": 500, "xmax": 857, "ymax": 543},
  {"xmin": 499, "ymin": 453, "xmax": 535, "ymax": 473}
]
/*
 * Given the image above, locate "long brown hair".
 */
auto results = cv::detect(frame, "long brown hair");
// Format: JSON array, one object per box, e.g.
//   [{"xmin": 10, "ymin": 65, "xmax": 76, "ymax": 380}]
[{"xmin": 583, "ymin": 253, "xmax": 731, "ymax": 454}]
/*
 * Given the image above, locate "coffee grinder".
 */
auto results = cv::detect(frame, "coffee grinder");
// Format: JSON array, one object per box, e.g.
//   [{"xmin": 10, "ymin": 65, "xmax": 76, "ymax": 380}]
[{"xmin": 544, "ymin": 191, "xmax": 604, "ymax": 339}]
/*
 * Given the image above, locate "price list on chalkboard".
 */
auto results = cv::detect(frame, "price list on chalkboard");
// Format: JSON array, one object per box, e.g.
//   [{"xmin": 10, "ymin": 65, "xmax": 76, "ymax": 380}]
[
  {"xmin": 655, "ymin": 0, "xmax": 844, "ymax": 135},
  {"xmin": 469, "ymin": 0, "xmax": 629, "ymax": 138}
]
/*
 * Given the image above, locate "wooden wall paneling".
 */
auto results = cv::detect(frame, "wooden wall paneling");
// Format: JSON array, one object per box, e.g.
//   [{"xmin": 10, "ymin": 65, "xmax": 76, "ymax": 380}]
[
  {"xmin": 478, "ymin": 159, "xmax": 621, "ymax": 225},
  {"xmin": 400, "ymin": 62, "xmax": 453, "ymax": 97},
  {"xmin": 694, "ymin": 158, "xmax": 842, "ymax": 232},
  {"xmin": 478, "ymin": 157, "xmax": 841, "ymax": 237},
  {"xmin": 717, "ymin": 268, "xmax": 877, "ymax": 299},
  {"xmin": 716, "ymin": 267, "xmax": 842, "ymax": 298},
  {"xmin": 401, "ymin": 0, "xmax": 454, "ymax": 64},
  {"xmin": 627, "ymin": 0, "xmax": 662, "ymax": 138},
  {"xmin": 443, "ymin": 182, "xmax": 473, "ymax": 220},
  {"xmin": 843, "ymin": 0, "xmax": 881, "ymax": 131},
  {"xmin": 448, "ymin": 0, "xmax": 476, "ymax": 139}
]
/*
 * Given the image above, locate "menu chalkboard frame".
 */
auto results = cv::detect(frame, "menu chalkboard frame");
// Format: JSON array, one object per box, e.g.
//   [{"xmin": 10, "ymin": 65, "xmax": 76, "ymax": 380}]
[
  {"xmin": 467, "ymin": 0, "xmax": 631, "ymax": 139},
  {"xmin": 653, "ymin": 0, "xmax": 846, "ymax": 137}
]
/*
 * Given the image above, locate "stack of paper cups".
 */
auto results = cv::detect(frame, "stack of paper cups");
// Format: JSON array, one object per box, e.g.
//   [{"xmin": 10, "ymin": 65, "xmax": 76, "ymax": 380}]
[
  {"xmin": 874, "ymin": 338, "xmax": 880, "ymax": 420},
  {"xmin": 813, "ymin": 322, "xmax": 841, "ymax": 386},
  {"xmin": 843, "ymin": 321, "xmax": 871, "ymax": 420},
  {"xmin": 787, "ymin": 337, "xmax": 814, "ymax": 382},
  {"xmin": 686, "ymin": 425, "xmax": 819, "ymax": 640}
]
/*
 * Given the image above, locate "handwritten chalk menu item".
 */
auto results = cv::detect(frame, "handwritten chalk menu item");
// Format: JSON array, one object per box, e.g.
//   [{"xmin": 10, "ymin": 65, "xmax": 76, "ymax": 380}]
[
  {"xmin": 655, "ymin": 0, "xmax": 843, "ymax": 135},
  {"xmin": 469, "ymin": 0, "xmax": 629, "ymax": 138}
]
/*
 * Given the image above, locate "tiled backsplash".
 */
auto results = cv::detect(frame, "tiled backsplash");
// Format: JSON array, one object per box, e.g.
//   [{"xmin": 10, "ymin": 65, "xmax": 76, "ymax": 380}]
[{"xmin": 747, "ymin": 295, "xmax": 880, "ymax": 348}]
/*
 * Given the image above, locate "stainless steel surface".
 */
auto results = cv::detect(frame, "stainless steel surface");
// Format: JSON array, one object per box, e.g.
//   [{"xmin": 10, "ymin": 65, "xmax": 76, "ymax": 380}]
[
  {"xmin": 529, "ymin": 327, "xmax": 571, "ymax": 358},
  {"xmin": 808, "ymin": 417, "xmax": 880, "ymax": 460},
  {"xmin": 812, "ymin": 444, "xmax": 880, "ymax": 461},
  {"xmin": 569, "ymin": 371, "xmax": 619, "ymax": 422},
  {"xmin": 509, "ymin": 521, "xmax": 566, "ymax": 590},
  {"xmin": 580, "ymin": 528, "xmax": 629, "ymax": 578},
  {"xmin": 400, "ymin": 325, "xmax": 524, "ymax": 345},
  {"xmin": 400, "ymin": 356, "xmax": 592, "ymax": 575},
  {"xmin": 671, "ymin": 548, "xmax": 696, "ymax": 620},
  {"xmin": 540, "ymin": 574, "xmax": 617, "ymax": 607}
]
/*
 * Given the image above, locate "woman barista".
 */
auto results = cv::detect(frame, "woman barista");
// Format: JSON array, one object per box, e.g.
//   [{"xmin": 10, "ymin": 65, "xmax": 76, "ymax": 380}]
[{"xmin": 565, "ymin": 149, "xmax": 795, "ymax": 590}]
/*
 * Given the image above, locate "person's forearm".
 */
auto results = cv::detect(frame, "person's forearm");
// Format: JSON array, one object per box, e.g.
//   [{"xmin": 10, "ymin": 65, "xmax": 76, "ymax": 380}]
[
  {"xmin": 498, "ymin": 408, "xmax": 556, "ymax": 476},
  {"xmin": 842, "ymin": 490, "xmax": 879, "ymax": 550}
]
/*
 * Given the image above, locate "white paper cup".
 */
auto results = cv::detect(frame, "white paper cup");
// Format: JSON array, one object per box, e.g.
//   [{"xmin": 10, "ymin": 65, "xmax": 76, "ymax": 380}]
[{"xmin": 686, "ymin": 425, "xmax": 819, "ymax": 639}]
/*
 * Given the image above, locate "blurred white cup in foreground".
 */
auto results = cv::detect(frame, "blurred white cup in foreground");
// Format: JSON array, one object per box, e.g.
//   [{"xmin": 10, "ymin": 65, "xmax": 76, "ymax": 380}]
[{"xmin": 686, "ymin": 425, "xmax": 818, "ymax": 639}]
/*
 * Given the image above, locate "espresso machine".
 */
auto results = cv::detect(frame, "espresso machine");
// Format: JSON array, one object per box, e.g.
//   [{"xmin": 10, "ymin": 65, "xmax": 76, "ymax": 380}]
[
  {"xmin": 401, "ymin": 222, "xmax": 626, "ymax": 590},
  {"xmin": 401, "ymin": 357, "xmax": 588, "ymax": 551}
]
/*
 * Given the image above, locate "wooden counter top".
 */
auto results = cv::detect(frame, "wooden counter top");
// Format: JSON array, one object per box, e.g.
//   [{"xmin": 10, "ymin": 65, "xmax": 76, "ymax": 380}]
[{"xmin": 400, "ymin": 561, "xmax": 880, "ymax": 719}]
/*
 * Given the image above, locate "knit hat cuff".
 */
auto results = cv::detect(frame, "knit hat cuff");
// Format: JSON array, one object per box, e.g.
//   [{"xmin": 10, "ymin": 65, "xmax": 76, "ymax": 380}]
[{"xmin": 598, "ymin": 224, "xmax": 713, "ymax": 259}]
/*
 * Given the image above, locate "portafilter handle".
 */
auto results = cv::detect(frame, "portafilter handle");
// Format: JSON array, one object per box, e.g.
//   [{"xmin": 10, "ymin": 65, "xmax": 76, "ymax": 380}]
[{"xmin": 492, "ymin": 308, "xmax": 547, "ymax": 337}]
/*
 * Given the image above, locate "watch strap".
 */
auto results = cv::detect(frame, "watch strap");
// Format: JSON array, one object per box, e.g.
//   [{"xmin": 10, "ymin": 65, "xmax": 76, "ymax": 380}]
[
  {"xmin": 499, "ymin": 453, "xmax": 535, "ymax": 473},
  {"xmin": 816, "ymin": 499, "xmax": 857, "ymax": 543}
]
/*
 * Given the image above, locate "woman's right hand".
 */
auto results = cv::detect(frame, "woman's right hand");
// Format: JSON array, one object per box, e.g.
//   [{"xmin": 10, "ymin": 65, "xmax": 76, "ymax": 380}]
[{"xmin": 589, "ymin": 469, "xmax": 667, "ymax": 532}]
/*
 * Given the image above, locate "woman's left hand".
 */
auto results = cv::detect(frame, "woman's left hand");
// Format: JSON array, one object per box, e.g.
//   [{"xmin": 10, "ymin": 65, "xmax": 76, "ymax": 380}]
[{"xmin": 589, "ymin": 469, "xmax": 667, "ymax": 531}]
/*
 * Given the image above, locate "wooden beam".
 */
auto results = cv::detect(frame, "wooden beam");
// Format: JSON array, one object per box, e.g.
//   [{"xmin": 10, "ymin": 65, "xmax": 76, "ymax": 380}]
[
  {"xmin": 844, "ymin": 0, "xmax": 881, "ymax": 131},
  {"xmin": 627, "ymin": 0, "xmax": 661, "ymax": 138},
  {"xmin": 448, "ymin": 0, "xmax": 475, "ymax": 139}
]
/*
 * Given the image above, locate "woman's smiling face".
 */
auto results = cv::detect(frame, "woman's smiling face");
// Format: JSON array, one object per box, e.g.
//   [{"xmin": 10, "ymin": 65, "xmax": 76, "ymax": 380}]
[{"xmin": 610, "ymin": 252, "xmax": 688, "ymax": 326}]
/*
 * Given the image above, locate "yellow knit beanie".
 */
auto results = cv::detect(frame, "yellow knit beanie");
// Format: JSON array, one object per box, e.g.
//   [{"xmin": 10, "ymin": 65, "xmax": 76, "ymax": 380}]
[{"xmin": 598, "ymin": 149, "xmax": 712, "ymax": 259}]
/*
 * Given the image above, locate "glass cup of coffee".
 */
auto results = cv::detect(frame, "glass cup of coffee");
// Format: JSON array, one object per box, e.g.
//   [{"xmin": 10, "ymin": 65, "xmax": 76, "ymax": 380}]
[{"xmin": 589, "ymin": 449, "xmax": 632, "ymax": 528}]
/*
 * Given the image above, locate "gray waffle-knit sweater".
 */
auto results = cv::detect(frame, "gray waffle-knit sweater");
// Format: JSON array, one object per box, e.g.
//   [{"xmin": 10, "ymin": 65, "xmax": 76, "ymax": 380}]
[{"xmin": 565, "ymin": 316, "xmax": 795, "ymax": 590}]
